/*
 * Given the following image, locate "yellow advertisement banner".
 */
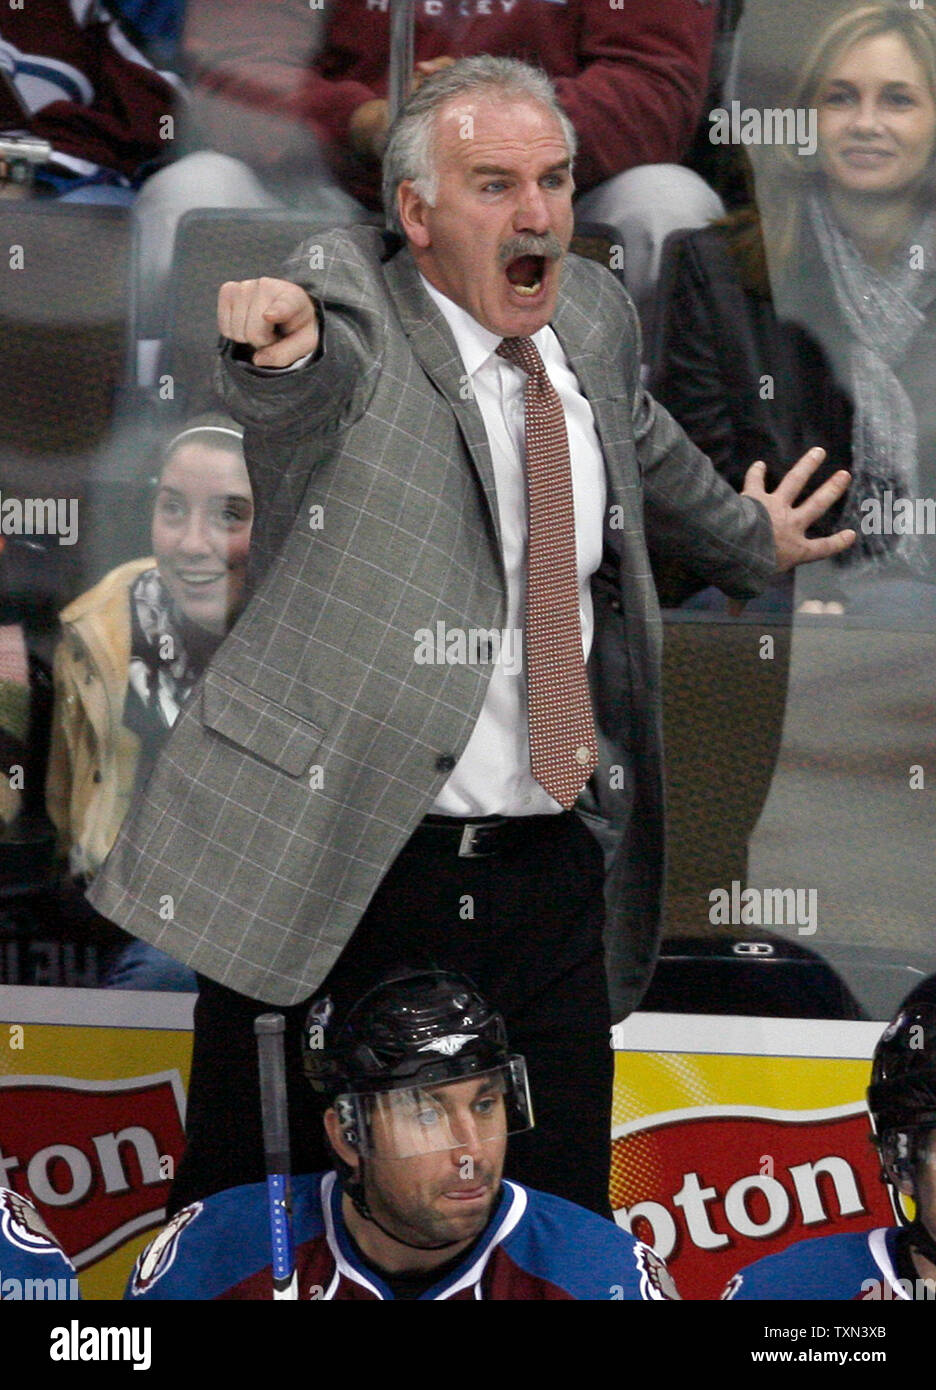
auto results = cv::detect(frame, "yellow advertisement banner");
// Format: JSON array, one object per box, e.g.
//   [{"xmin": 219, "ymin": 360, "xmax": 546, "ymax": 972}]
[
  {"xmin": 0, "ymin": 986, "xmax": 193, "ymax": 1300},
  {"xmin": 611, "ymin": 1014, "xmax": 893, "ymax": 1299}
]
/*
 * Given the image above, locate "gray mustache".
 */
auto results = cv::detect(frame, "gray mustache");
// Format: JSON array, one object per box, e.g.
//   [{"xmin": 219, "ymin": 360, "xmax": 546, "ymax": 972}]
[{"xmin": 498, "ymin": 232, "xmax": 564, "ymax": 267}]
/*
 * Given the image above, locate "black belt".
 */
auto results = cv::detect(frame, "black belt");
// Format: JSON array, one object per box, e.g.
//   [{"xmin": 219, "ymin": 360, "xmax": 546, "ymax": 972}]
[{"xmin": 417, "ymin": 812, "xmax": 572, "ymax": 858}]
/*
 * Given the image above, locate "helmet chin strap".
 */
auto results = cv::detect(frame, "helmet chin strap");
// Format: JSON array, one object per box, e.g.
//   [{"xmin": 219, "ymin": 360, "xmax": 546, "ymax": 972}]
[
  {"xmin": 890, "ymin": 1132, "xmax": 936, "ymax": 1268},
  {"xmin": 344, "ymin": 1165, "xmax": 470, "ymax": 1253},
  {"xmin": 907, "ymin": 1216, "xmax": 936, "ymax": 1269}
]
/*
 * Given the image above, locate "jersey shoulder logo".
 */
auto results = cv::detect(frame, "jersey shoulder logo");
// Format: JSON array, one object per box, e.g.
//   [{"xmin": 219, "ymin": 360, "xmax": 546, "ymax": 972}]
[
  {"xmin": 0, "ymin": 1188, "xmax": 61, "ymax": 1255},
  {"xmin": 130, "ymin": 1202, "xmax": 203, "ymax": 1296},
  {"xmin": 634, "ymin": 1242, "xmax": 680, "ymax": 1301}
]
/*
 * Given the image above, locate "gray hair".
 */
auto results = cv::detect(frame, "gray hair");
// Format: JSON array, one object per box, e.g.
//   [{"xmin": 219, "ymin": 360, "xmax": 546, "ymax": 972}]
[{"xmin": 382, "ymin": 56, "xmax": 577, "ymax": 235}]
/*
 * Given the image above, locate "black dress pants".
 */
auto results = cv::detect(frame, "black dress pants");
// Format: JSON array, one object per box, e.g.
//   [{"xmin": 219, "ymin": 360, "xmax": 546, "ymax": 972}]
[{"xmin": 168, "ymin": 810, "xmax": 614, "ymax": 1218}]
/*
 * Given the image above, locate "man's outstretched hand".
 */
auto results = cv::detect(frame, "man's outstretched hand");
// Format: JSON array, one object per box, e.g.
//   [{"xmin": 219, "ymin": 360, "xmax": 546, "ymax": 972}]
[
  {"xmin": 742, "ymin": 447, "xmax": 856, "ymax": 571},
  {"xmin": 218, "ymin": 277, "xmax": 319, "ymax": 369}
]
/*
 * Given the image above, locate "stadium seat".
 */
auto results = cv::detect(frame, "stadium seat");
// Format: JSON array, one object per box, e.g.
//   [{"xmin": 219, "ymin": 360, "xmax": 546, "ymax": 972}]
[
  {"xmin": 639, "ymin": 931, "xmax": 865, "ymax": 1019},
  {"xmin": 661, "ymin": 610, "xmax": 791, "ymax": 936},
  {"xmin": 158, "ymin": 209, "xmax": 332, "ymax": 413},
  {"xmin": 0, "ymin": 201, "xmax": 134, "ymax": 475},
  {"xmin": 570, "ymin": 220, "xmax": 626, "ymax": 287}
]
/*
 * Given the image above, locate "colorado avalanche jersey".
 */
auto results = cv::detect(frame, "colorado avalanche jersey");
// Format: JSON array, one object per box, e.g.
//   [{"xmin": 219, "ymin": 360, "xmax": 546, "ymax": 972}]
[
  {"xmin": 127, "ymin": 1172, "xmax": 679, "ymax": 1301},
  {"xmin": 0, "ymin": 1188, "xmax": 80, "ymax": 1299},
  {"xmin": 723, "ymin": 1228, "xmax": 914, "ymax": 1301}
]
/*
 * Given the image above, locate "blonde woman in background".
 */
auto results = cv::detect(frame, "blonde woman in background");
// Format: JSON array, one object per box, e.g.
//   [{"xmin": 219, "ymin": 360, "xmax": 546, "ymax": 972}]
[{"xmin": 656, "ymin": 1, "xmax": 936, "ymax": 616}]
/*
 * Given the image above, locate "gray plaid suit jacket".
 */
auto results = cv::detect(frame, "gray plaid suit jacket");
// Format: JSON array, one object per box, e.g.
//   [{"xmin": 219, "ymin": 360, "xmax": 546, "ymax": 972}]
[{"xmin": 89, "ymin": 226, "xmax": 775, "ymax": 1018}]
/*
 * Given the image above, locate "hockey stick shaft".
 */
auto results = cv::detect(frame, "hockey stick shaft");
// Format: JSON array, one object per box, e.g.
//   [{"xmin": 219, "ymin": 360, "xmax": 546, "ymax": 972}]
[
  {"xmin": 388, "ymin": 0, "xmax": 415, "ymax": 123},
  {"xmin": 254, "ymin": 1013, "xmax": 298, "ymax": 1300}
]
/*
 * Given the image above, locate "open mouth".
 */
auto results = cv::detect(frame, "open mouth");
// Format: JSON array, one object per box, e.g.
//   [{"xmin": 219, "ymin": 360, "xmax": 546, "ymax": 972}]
[{"xmin": 505, "ymin": 254, "xmax": 545, "ymax": 297}]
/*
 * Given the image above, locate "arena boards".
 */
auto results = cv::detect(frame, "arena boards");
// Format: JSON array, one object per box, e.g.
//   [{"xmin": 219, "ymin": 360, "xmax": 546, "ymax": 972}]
[{"xmin": 1, "ymin": 986, "xmax": 885, "ymax": 1303}]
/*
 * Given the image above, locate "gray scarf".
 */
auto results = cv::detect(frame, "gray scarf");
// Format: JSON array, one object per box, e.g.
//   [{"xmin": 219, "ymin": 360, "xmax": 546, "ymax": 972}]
[
  {"xmin": 808, "ymin": 190, "xmax": 936, "ymax": 568},
  {"xmin": 126, "ymin": 568, "xmax": 213, "ymax": 730}
]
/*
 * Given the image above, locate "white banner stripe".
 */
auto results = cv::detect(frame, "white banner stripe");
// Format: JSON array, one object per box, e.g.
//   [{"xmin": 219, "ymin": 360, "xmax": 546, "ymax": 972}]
[
  {"xmin": 612, "ymin": 1012, "xmax": 885, "ymax": 1059},
  {"xmin": 0, "ymin": 985, "xmax": 195, "ymax": 1030}
]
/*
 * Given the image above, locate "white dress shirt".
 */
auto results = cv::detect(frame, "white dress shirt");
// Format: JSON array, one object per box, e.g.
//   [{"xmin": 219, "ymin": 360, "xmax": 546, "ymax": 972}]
[{"xmin": 421, "ymin": 276, "xmax": 607, "ymax": 817}]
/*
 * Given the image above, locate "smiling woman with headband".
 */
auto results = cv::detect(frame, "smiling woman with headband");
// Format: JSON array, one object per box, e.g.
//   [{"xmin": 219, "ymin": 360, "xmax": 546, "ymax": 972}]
[{"xmin": 45, "ymin": 413, "xmax": 253, "ymax": 990}]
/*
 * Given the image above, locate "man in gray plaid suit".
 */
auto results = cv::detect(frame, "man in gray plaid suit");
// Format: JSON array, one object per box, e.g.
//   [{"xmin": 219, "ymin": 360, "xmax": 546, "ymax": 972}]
[{"xmin": 90, "ymin": 58, "xmax": 854, "ymax": 1218}]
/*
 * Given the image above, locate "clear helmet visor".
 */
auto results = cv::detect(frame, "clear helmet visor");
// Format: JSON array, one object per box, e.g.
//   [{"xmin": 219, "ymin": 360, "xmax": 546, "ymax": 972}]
[{"xmin": 335, "ymin": 1058, "xmax": 533, "ymax": 1160}]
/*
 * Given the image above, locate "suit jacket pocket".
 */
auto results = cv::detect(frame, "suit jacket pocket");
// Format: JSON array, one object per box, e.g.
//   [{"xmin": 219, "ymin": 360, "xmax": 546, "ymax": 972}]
[{"xmin": 201, "ymin": 670, "xmax": 326, "ymax": 778}]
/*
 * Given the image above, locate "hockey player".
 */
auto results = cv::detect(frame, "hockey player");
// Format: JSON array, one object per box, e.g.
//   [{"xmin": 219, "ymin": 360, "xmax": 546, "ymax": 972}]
[
  {"xmin": 0, "ymin": 1188, "xmax": 80, "ymax": 1300},
  {"xmin": 127, "ymin": 971, "xmax": 679, "ymax": 1300},
  {"xmin": 723, "ymin": 981, "xmax": 936, "ymax": 1301}
]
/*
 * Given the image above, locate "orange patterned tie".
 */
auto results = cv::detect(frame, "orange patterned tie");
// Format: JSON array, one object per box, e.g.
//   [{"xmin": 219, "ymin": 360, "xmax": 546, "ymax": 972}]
[{"xmin": 496, "ymin": 336, "xmax": 598, "ymax": 808}]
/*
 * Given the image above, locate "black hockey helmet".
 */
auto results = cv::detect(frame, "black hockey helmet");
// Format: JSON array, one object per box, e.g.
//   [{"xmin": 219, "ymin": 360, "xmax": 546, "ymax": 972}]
[
  {"xmin": 304, "ymin": 969, "xmax": 512, "ymax": 1094},
  {"xmin": 867, "ymin": 979, "xmax": 936, "ymax": 1199},
  {"xmin": 304, "ymin": 969, "xmax": 533, "ymax": 1158}
]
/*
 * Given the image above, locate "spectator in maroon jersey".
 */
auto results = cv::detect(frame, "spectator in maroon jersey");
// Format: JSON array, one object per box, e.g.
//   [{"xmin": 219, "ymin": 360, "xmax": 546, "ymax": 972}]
[{"xmin": 136, "ymin": 0, "xmax": 725, "ymax": 328}]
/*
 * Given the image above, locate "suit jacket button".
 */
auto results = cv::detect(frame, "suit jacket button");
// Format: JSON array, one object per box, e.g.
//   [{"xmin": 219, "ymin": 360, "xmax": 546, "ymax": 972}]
[{"xmin": 435, "ymin": 754, "xmax": 456, "ymax": 772}]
